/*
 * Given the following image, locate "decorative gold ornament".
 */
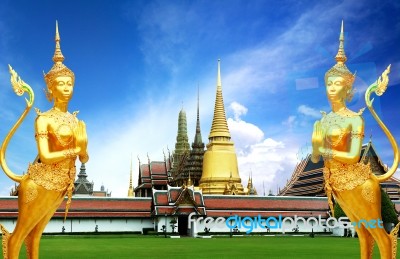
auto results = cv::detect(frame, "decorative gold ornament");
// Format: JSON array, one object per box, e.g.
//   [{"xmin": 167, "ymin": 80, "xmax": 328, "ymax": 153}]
[
  {"xmin": 43, "ymin": 21, "xmax": 75, "ymax": 90},
  {"xmin": 0, "ymin": 22, "xmax": 88, "ymax": 259},
  {"xmin": 311, "ymin": 21, "xmax": 399, "ymax": 259}
]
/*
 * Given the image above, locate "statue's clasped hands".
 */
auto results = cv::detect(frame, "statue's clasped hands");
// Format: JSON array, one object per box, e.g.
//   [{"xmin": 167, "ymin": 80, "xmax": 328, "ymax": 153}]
[{"xmin": 75, "ymin": 120, "xmax": 88, "ymax": 163}]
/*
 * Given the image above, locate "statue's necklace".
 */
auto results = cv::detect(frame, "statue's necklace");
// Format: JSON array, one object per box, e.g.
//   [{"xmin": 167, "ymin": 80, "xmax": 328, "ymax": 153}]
[
  {"xmin": 48, "ymin": 108, "xmax": 77, "ymax": 147},
  {"xmin": 323, "ymin": 112, "xmax": 348, "ymax": 148}
]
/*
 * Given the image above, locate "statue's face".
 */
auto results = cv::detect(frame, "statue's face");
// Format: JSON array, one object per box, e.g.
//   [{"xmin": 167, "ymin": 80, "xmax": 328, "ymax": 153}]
[
  {"xmin": 326, "ymin": 76, "xmax": 347, "ymax": 102},
  {"xmin": 52, "ymin": 76, "xmax": 74, "ymax": 102}
]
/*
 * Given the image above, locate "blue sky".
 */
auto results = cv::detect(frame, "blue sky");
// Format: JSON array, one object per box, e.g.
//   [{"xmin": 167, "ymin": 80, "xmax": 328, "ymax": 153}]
[{"xmin": 0, "ymin": 0, "xmax": 399, "ymax": 197}]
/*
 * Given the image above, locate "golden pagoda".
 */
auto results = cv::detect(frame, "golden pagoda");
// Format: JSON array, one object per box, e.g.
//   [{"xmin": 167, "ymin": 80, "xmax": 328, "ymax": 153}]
[{"xmin": 199, "ymin": 60, "xmax": 245, "ymax": 195}]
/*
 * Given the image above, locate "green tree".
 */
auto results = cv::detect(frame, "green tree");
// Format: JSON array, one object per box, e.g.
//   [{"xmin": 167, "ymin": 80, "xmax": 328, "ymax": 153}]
[{"xmin": 380, "ymin": 188, "xmax": 399, "ymax": 224}]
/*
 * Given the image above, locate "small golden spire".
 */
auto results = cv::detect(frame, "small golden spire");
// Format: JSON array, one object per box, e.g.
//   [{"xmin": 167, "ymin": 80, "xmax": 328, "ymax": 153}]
[
  {"xmin": 217, "ymin": 59, "xmax": 222, "ymax": 88},
  {"xmin": 128, "ymin": 154, "xmax": 134, "ymax": 197},
  {"xmin": 187, "ymin": 171, "xmax": 193, "ymax": 186},
  {"xmin": 53, "ymin": 20, "xmax": 65, "ymax": 64},
  {"xmin": 335, "ymin": 20, "xmax": 347, "ymax": 64}
]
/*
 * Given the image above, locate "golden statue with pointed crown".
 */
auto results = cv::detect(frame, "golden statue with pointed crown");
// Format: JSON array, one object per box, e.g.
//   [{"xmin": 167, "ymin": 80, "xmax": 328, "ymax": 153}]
[
  {"xmin": 0, "ymin": 21, "xmax": 89, "ymax": 259},
  {"xmin": 311, "ymin": 21, "xmax": 399, "ymax": 259}
]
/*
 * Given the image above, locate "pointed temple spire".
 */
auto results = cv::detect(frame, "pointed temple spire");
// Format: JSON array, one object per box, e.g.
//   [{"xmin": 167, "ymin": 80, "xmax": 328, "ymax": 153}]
[
  {"xmin": 175, "ymin": 108, "xmax": 190, "ymax": 154},
  {"xmin": 184, "ymin": 86, "xmax": 205, "ymax": 186},
  {"xmin": 171, "ymin": 107, "xmax": 191, "ymax": 184},
  {"xmin": 128, "ymin": 155, "xmax": 134, "ymax": 197},
  {"xmin": 199, "ymin": 59, "xmax": 245, "ymax": 195},
  {"xmin": 209, "ymin": 59, "xmax": 231, "ymax": 139},
  {"xmin": 194, "ymin": 86, "xmax": 203, "ymax": 145}
]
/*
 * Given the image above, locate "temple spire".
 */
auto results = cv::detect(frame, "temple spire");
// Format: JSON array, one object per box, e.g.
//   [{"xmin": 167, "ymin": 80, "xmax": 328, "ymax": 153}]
[
  {"xmin": 209, "ymin": 59, "xmax": 231, "ymax": 139},
  {"xmin": 171, "ymin": 106, "xmax": 191, "ymax": 184},
  {"xmin": 128, "ymin": 155, "xmax": 134, "ymax": 197},
  {"xmin": 194, "ymin": 86, "xmax": 203, "ymax": 144}
]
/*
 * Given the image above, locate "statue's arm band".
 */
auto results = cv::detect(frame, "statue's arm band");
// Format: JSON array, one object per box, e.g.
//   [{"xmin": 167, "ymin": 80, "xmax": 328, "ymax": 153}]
[
  {"xmin": 351, "ymin": 131, "xmax": 365, "ymax": 139},
  {"xmin": 35, "ymin": 131, "xmax": 49, "ymax": 139}
]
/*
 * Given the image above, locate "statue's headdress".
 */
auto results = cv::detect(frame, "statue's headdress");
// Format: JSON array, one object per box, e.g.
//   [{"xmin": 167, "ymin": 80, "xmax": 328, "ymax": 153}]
[
  {"xmin": 44, "ymin": 21, "xmax": 75, "ymax": 89},
  {"xmin": 325, "ymin": 21, "xmax": 355, "ymax": 92}
]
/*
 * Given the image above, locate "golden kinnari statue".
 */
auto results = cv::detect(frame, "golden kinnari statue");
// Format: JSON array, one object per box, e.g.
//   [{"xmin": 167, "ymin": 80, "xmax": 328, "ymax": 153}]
[
  {"xmin": 311, "ymin": 21, "xmax": 399, "ymax": 259},
  {"xmin": 0, "ymin": 22, "xmax": 89, "ymax": 259}
]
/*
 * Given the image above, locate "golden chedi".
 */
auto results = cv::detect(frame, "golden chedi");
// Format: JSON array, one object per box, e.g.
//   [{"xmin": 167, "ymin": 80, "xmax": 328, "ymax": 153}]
[
  {"xmin": 0, "ymin": 22, "xmax": 89, "ymax": 259},
  {"xmin": 311, "ymin": 21, "xmax": 399, "ymax": 259},
  {"xmin": 199, "ymin": 60, "xmax": 245, "ymax": 195}
]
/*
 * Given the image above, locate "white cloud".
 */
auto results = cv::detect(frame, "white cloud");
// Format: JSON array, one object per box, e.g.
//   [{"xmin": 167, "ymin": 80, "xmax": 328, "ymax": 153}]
[
  {"xmin": 282, "ymin": 115, "xmax": 297, "ymax": 128},
  {"xmin": 228, "ymin": 118, "xmax": 264, "ymax": 154},
  {"xmin": 297, "ymin": 105, "xmax": 320, "ymax": 118},
  {"xmin": 229, "ymin": 101, "xmax": 248, "ymax": 121},
  {"xmin": 227, "ymin": 102, "xmax": 298, "ymax": 196}
]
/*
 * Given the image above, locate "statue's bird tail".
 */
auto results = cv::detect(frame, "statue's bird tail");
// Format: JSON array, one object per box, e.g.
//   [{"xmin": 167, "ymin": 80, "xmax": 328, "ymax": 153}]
[
  {"xmin": 0, "ymin": 65, "xmax": 35, "ymax": 183},
  {"xmin": 365, "ymin": 65, "xmax": 399, "ymax": 182}
]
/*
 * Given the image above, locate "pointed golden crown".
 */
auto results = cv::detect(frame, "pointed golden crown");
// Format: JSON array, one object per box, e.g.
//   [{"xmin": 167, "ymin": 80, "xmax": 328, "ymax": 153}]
[
  {"xmin": 44, "ymin": 21, "xmax": 75, "ymax": 87},
  {"xmin": 325, "ymin": 21, "xmax": 355, "ymax": 87}
]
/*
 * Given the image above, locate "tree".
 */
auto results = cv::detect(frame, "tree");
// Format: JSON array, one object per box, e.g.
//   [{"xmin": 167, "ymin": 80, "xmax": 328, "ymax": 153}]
[{"xmin": 380, "ymin": 188, "xmax": 399, "ymax": 225}]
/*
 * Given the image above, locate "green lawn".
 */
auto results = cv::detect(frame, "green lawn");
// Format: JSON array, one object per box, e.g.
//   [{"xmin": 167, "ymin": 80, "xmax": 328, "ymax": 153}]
[{"xmin": 2, "ymin": 235, "xmax": 399, "ymax": 258}]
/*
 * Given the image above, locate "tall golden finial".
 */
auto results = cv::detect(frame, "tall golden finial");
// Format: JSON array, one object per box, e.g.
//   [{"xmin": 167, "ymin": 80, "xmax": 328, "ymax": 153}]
[
  {"xmin": 217, "ymin": 59, "xmax": 222, "ymax": 88},
  {"xmin": 44, "ymin": 21, "xmax": 74, "ymax": 87},
  {"xmin": 335, "ymin": 20, "xmax": 347, "ymax": 64},
  {"xmin": 324, "ymin": 21, "xmax": 354, "ymax": 88},
  {"xmin": 209, "ymin": 59, "xmax": 231, "ymax": 139},
  {"xmin": 128, "ymin": 154, "xmax": 134, "ymax": 197},
  {"xmin": 53, "ymin": 20, "xmax": 65, "ymax": 64}
]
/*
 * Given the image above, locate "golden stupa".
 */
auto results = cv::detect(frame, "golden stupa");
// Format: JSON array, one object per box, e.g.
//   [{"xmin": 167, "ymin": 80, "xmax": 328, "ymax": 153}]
[{"xmin": 199, "ymin": 60, "xmax": 245, "ymax": 195}]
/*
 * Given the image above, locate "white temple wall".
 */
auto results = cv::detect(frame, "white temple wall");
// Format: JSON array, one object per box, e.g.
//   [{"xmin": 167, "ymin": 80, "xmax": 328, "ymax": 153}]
[{"xmin": 0, "ymin": 218, "xmax": 155, "ymax": 234}]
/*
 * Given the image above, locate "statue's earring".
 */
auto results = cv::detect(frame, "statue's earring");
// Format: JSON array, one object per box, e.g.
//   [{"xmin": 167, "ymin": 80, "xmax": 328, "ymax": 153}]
[
  {"xmin": 44, "ymin": 88, "xmax": 53, "ymax": 102},
  {"xmin": 346, "ymin": 89, "xmax": 355, "ymax": 102}
]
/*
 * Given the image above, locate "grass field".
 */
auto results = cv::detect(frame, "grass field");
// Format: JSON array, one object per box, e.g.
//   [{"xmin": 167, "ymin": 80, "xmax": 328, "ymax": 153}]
[{"xmin": 1, "ymin": 235, "xmax": 399, "ymax": 258}]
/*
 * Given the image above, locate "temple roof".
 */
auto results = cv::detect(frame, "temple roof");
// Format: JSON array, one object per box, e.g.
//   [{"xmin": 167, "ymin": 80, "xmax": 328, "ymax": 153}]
[
  {"xmin": 74, "ymin": 163, "xmax": 93, "ymax": 195},
  {"xmin": 152, "ymin": 185, "xmax": 206, "ymax": 216},
  {"xmin": 1, "ymin": 195, "xmax": 399, "ymax": 219},
  {"xmin": 279, "ymin": 141, "xmax": 400, "ymax": 200}
]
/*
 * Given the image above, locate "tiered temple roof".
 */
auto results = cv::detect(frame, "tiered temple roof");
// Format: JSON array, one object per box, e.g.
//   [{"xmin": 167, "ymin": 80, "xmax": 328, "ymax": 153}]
[
  {"xmin": 73, "ymin": 163, "xmax": 94, "ymax": 196},
  {"xmin": 152, "ymin": 185, "xmax": 206, "ymax": 216},
  {"xmin": 279, "ymin": 141, "xmax": 400, "ymax": 200},
  {"xmin": 171, "ymin": 109, "xmax": 191, "ymax": 185},
  {"xmin": 135, "ymin": 155, "xmax": 172, "ymax": 197},
  {"xmin": 184, "ymin": 89, "xmax": 205, "ymax": 187}
]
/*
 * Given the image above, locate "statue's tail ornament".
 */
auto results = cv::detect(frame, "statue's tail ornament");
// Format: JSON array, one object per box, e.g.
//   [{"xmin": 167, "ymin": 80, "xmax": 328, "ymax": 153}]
[
  {"xmin": 0, "ymin": 65, "xmax": 35, "ymax": 182},
  {"xmin": 365, "ymin": 64, "xmax": 399, "ymax": 182}
]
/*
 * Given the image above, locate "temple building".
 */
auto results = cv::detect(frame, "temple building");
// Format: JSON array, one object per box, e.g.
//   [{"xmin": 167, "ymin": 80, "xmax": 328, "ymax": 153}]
[
  {"xmin": 74, "ymin": 164, "xmax": 94, "ymax": 195},
  {"xmin": 134, "ymin": 154, "xmax": 172, "ymax": 197},
  {"xmin": 73, "ymin": 164, "xmax": 111, "ymax": 197},
  {"xmin": 279, "ymin": 141, "xmax": 400, "ymax": 200},
  {"xmin": 199, "ymin": 60, "xmax": 245, "ymax": 195},
  {"xmin": 135, "ymin": 60, "xmax": 252, "ymax": 196}
]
